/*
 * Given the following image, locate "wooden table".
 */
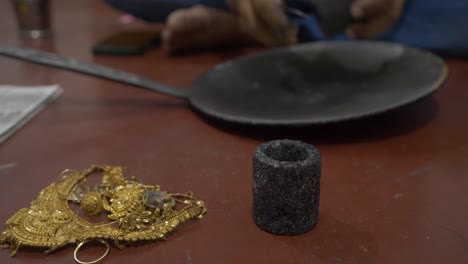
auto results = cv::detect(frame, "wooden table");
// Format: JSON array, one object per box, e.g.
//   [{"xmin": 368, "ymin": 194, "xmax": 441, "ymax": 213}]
[{"xmin": 1, "ymin": 1, "xmax": 467, "ymax": 263}]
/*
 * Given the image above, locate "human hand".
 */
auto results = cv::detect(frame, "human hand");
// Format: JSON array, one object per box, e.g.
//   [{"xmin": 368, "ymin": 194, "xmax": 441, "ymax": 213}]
[
  {"xmin": 347, "ymin": 0, "xmax": 406, "ymax": 39},
  {"xmin": 227, "ymin": 0, "xmax": 298, "ymax": 47}
]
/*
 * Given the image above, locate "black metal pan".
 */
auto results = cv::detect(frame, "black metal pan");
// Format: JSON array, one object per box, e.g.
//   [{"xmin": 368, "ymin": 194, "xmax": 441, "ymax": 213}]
[{"xmin": 0, "ymin": 41, "xmax": 447, "ymax": 125}]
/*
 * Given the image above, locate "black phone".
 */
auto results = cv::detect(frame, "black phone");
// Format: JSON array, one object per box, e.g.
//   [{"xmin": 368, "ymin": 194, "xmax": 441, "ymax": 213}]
[{"xmin": 92, "ymin": 30, "xmax": 161, "ymax": 55}]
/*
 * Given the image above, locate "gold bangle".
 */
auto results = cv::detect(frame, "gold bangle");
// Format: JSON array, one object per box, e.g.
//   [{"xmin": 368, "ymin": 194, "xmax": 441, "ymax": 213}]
[{"xmin": 73, "ymin": 240, "xmax": 110, "ymax": 264}]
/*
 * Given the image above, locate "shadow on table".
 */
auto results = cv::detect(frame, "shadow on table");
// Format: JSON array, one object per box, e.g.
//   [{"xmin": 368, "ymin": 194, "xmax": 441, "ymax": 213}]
[
  {"xmin": 196, "ymin": 96, "xmax": 439, "ymax": 144},
  {"xmin": 283, "ymin": 209, "xmax": 378, "ymax": 263},
  {"xmin": 170, "ymin": 45, "xmax": 263, "ymax": 60}
]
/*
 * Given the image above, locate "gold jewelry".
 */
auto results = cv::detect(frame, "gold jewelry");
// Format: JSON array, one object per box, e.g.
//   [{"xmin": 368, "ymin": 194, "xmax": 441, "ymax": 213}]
[
  {"xmin": 74, "ymin": 240, "xmax": 110, "ymax": 264},
  {"xmin": 0, "ymin": 165, "xmax": 207, "ymax": 262}
]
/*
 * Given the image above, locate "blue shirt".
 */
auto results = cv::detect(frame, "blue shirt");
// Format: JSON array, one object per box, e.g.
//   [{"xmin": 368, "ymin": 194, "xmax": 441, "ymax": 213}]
[{"xmin": 105, "ymin": 0, "xmax": 468, "ymax": 57}]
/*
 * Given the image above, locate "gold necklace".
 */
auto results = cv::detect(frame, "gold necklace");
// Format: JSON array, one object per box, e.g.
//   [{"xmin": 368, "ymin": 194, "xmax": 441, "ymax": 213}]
[{"xmin": 0, "ymin": 165, "xmax": 207, "ymax": 263}]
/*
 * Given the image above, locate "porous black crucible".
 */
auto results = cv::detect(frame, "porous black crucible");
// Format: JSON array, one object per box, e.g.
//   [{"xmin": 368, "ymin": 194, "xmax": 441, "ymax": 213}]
[{"xmin": 253, "ymin": 139, "xmax": 321, "ymax": 235}]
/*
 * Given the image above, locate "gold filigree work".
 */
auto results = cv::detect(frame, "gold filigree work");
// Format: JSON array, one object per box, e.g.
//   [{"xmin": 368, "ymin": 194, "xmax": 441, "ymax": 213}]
[{"xmin": 0, "ymin": 165, "xmax": 207, "ymax": 262}]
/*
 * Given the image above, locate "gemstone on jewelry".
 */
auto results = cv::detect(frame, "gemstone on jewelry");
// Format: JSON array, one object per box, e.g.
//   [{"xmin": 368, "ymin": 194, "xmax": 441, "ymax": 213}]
[{"xmin": 143, "ymin": 190, "xmax": 175, "ymax": 209}]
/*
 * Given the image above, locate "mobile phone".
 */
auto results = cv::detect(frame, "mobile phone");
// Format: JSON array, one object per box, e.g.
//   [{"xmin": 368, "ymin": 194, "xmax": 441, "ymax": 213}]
[{"xmin": 92, "ymin": 30, "xmax": 161, "ymax": 55}]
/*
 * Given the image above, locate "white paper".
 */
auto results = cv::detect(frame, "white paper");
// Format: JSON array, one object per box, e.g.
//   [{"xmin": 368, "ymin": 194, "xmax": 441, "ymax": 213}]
[{"xmin": 0, "ymin": 85, "xmax": 62, "ymax": 144}]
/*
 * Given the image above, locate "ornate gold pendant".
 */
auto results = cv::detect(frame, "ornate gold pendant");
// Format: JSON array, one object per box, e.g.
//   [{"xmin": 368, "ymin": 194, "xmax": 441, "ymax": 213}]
[{"xmin": 0, "ymin": 165, "xmax": 207, "ymax": 262}]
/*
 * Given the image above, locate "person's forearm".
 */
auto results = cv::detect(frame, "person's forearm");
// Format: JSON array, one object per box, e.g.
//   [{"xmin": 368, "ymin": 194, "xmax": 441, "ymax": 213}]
[
  {"xmin": 105, "ymin": 0, "xmax": 212, "ymax": 22},
  {"xmin": 104, "ymin": 0, "xmax": 318, "ymax": 23}
]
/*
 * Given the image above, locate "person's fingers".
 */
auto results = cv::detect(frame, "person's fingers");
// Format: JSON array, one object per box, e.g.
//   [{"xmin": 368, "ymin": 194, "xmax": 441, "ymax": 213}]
[
  {"xmin": 253, "ymin": 0, "xmax": 298, "ymax": 45},
  {"xmin": 346, "ymin": 12, "xmax": 395, "ymax": 39},
  {"xmin": 252, "ymin": 0, "xmax": 288, "ymax": 32},
  {"xmin": 234, "ymin": 0, "xmax": 278, "ymax": 45},
  {"xmin": 229, "ymin": 0, "xmax": 257, "ymax": 29},
  {"xmin": 226, "ymin": 0, "xmax": 238, "ymax": 11},
  {"xmin": 351, "ymin": 0, "xmax": 390, "ymax": 19},
  {"xmin": 165, "ymin": 6, "xmax": 210, "ymax": 32},
  {"xmin": 348, "ymin": 0, "xmax": 406, "ymax": 39},
  {"xmin": 162, "ymin": 6, "xmax": 255, "ymax": 53},
  {"xmin": 227, "ymin": 0, "xmax": 297, "ymax": 46}
]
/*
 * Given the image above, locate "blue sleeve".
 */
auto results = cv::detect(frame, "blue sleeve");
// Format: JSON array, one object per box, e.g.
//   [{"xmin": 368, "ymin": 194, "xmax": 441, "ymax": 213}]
[
  {"xmin": 103, "ymin": 0, "xmax": 311, "ymax": 22},
  {"xmin": 380, "ymin": 0, "xmax": 468, "ymax": 57},
  {"xmin": 295, "ymin": 0, "xmax": 468, "ymax": 57},
  {"xmin": 104, "ymin": 0, "xmax": 228, "ymax": 22}
]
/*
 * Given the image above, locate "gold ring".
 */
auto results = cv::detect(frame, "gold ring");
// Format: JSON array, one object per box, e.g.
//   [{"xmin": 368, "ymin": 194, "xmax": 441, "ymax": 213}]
[{"xmin": 74, "ymin": 239, "xmax": 110, "ymax": 264}]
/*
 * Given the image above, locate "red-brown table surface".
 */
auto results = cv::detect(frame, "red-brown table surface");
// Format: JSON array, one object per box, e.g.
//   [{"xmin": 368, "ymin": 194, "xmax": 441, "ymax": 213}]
[{"xmin": 1, "ymin": 1, "xmax": 467, "ymax": 264}]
